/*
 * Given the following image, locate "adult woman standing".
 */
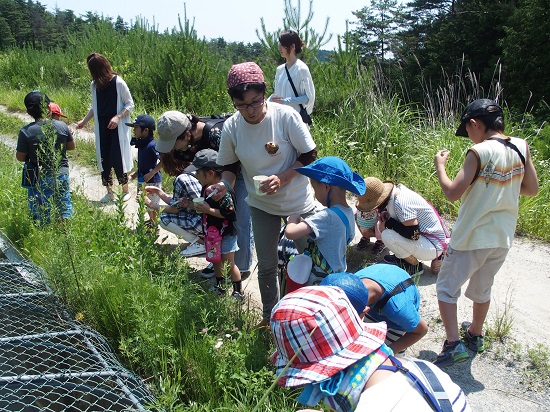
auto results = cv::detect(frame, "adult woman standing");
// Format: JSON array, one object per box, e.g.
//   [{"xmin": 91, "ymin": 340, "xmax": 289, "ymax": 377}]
[
  {"xmin": 212, "ymin": 62, "xmax": 318, "ymax": 327},
  {"xmin": 269, "ymin": 30, "xmax": 315, "ymax": 124},
  {"xmin": 76, "ymin": 52, "xmax": 134, "ymax": 203}
]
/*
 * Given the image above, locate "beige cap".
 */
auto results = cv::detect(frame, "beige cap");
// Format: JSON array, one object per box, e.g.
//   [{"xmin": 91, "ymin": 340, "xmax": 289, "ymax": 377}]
[{"xmin": 156, "ymin": 111, "xmax": 190, "ymax": 153}]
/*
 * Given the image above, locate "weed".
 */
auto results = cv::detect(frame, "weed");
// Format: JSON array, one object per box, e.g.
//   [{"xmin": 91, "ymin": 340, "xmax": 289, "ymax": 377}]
[
  {"xmin": 523, "ymin": 344, "xmax": 550, "ymax": 391},
  {"xmin": 485, "ymin": 284, "xmax": 515, "ymax": 343}
]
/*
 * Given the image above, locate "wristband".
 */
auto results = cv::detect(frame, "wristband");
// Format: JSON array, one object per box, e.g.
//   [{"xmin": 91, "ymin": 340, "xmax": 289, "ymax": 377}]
[{"xmin": 221, "ymin": 179, "xmax": 231, "ymax": 189}]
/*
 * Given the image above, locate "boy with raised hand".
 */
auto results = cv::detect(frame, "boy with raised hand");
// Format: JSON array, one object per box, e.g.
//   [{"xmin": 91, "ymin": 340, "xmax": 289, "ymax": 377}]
[
  {"xmin": 433, "ymin": 99, "xmax": 538, "ymax": 366},
  {"xmin": 320, "ymin": 267, "xmax": 429, "ymax": 354},
  {"xmin": 125, "ymin": 114, "xmax": 162, "ymax": 232},
  {"xmin": 285, "ymin": 156, "xmax": 365, "ymax": 275}
]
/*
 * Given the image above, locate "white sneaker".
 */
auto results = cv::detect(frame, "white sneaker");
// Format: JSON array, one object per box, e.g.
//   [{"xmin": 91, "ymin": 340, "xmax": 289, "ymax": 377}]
[
  {"xmin": 121, "ymin": 192, "xmax": 131, "ymax": 202},
  {"xmin": 180, "ymin": 242, "xmax": 206, "ymax": 257},
  {"xmin": 100, "ymin": 193, "xmax": 115, "ymax": 203}
]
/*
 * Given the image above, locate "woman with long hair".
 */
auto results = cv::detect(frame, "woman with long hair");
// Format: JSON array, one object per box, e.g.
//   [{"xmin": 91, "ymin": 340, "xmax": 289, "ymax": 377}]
[
  {"xmin": 269, "ymin": 30, "xmax": 315, "ymax": 124},
  {"xmin": 76, "ymin": 52, "xmax": 134, "ymax": 203}
]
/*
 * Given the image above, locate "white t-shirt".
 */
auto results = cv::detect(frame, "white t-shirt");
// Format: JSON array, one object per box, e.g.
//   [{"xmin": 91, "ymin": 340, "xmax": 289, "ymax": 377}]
[
  {"xmin": 356, "ymin": 358, "xmax": 471, "ymax": 411},
  {"xmin": 218, "ymin": 103, "xmax": 316, "ymax": 216}
]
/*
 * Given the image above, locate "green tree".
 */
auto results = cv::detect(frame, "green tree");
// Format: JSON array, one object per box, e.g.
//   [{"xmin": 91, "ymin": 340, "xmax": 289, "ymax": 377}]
[
  {"xmin": 395, "ymin": 0, "xmax": 514, "ymax": 115},
  {"xmin": 256, "ymin": 0, "xmax": 331, "ymax": 64},
  {"xmin": 0, "ymin": 16, "xmax": 15, "ymax": 49},
  {"xmin": 351, "ymin": 0, "xmax": 404, "ymax": 65},
  {"xmin": 502, "ymin": 0, "xmax": 550, "ymax": 117}
]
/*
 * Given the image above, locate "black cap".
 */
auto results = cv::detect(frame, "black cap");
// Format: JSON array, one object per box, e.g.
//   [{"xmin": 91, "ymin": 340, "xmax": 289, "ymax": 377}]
[
  {"xmin": 125, "ymin": 114, "xmax": 156, "ymax": 131},
  {"xmin": 185, "ymin": 149, "xmax": 220, "ymax": 172},
  {"xmin": 456, "ymin": 99, "xmax": 503, "ymax": 137},
  {"xmin": 24, "ymin": 91, "xmax": 43, "ymax": 110}
]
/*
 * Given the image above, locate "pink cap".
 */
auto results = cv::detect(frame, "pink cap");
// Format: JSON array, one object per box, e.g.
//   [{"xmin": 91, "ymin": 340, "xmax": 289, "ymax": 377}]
[{"xmin": 227, "ymin": 62, "xmax": 265, "ymax": 88}]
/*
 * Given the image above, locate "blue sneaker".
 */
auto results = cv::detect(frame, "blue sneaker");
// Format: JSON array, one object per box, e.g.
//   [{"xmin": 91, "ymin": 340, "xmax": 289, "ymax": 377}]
[{"xmin": 434, "ymin": 340, "xmax": 469, "ymax": 367}]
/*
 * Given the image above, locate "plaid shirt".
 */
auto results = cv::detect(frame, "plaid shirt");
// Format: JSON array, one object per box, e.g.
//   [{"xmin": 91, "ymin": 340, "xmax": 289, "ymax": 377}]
[{"xmin": 159, "ymin": 172, "xmax": 202, "ymax": 234}]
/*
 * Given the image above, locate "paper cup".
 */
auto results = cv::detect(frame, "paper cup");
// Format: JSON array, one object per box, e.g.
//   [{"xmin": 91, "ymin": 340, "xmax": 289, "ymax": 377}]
[
  {"xmin": 253, "ymin": 175, "xmax": 268, "ymax": 196},
  {"xmin": 193, "ymin": 197, "xmax": 205, "ymax": 206},
  {"xmin": 286, "ymin": 254, "xmax": 313, "ymax": 293}
]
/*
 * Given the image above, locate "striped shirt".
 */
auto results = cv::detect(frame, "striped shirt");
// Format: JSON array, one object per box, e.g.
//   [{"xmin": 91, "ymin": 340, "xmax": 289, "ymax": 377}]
[{"xmin": 388, "ymin": 184, "xmax": 448, "ymax": 252}]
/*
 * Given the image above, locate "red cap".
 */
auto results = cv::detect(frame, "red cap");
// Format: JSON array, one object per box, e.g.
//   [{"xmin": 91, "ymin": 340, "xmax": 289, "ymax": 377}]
[{"xmin": 48, "ymin": 102, "xmax": 67, "ymax": 118}]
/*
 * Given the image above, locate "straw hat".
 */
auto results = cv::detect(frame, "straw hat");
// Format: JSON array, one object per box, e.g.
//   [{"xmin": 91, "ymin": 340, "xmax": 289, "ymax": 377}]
[
  {"xmin": 270, "ymin": 286, "xmax": 387, "ymax": 388},
  {"xmin": 356, "ymin": 177, "xmax": 394, "ymax": 211}
]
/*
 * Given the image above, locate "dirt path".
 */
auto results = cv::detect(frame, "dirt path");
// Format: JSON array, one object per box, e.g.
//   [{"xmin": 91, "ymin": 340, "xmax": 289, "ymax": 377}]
[{"xmin": 1, "ymin": 105, "xmax": 549, "ymax": 410}]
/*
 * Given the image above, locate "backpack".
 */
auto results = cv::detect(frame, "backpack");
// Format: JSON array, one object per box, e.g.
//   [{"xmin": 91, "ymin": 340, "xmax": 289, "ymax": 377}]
[{"xmin": 198, "ymin": 113, "xmax": 232, "ymax": 138}]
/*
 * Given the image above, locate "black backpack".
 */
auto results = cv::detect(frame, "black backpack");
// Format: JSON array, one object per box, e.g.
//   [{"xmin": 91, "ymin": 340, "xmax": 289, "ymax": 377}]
[{"xmin": 198, "ymin": 113, "xmax": 232, "ymax": 139}]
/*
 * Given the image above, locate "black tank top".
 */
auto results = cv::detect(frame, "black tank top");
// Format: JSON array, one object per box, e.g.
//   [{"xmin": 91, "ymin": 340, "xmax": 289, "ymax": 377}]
[{"xmin": 96, "ymin": 75, "xmax": 118, "ymax": 118}]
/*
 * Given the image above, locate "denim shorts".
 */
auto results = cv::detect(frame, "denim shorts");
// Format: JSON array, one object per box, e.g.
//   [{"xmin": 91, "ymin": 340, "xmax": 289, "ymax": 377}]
[{"xmin": 222, "ymin": 234, "xmax": 239, "ymax": 255}]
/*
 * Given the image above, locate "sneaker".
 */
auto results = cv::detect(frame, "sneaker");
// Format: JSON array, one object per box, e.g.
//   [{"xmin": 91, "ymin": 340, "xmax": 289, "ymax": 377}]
[
  {"xmin": 200, "ymin": 262, "xmax": 215, "ymax": 279},
  {"xmin": 100, "ymin": 193, "xmax": 115, "ymax": 203},
  {"xmin": 356, "ymin": 237, "xmax": 371, "ymax": 250},
  {"xmin": 210, "ymin": 285, "xmax": 225, "ymax": 296},
  {"xmin": 180, "ymin": 242, "xmax": 206, "ymax": 257},
  {"xmin": 434, "ymin": 340, "xmax": 469, "ymax": 367},
  {"xmin": 231, "ymin": 291, "xmax": 245, "ymax": 302},
  {"xmin": 461, "ymin": 321, "xmax": 485, "ymax": 353},
  {"xmin": 383, "ymin": 254, "xmax": 405, "ymax": 265},
  {"xmin": 401, "ymin": 261, "xmax": 424, "ymax": 277},
  {"xmin": 240, "ymin": 271, "xmax": 251, "ymax": 281},
  {"xmin": 122, "ymin": 192, "xmax": 131, "ymax": 202},
  {"xmin": 371, "ymin": 240, "xmax": 386, "ymax": 255}
]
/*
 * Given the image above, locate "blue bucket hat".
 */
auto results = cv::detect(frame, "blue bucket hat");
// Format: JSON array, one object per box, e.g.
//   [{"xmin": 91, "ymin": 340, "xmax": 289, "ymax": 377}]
[
  {"xmin": 320, "ymin": 272, "xmax": 369, "ymax": 315},
  {"xmin": 295, "ymin": 157, "xmax": 366, "ymax": 195}
]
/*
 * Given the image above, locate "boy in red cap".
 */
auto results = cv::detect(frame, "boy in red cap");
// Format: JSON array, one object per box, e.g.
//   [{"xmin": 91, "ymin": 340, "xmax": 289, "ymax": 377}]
[{"xmin": 48, "ymin": 103, "xmax": 67, "ymax": 121}]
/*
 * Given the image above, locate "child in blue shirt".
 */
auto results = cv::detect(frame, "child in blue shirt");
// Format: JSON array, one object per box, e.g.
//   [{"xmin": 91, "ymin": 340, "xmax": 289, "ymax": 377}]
[
  {"xmin": 320, "ymin": 267, "xmax": 429, "ymax": 354},
  {"xmin": 285, "ymin": 157, "xmax": 365, "ymax": 275},
  {"xmin": 126, "ymin": 115, "xmax": 162, "ymax": 230}
]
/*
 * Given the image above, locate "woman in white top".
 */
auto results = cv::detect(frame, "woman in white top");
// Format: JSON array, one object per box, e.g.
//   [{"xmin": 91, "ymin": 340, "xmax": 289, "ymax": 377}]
[{"xmin": 269, "ymin": 30, "xmax": 315, "ymax": 122}]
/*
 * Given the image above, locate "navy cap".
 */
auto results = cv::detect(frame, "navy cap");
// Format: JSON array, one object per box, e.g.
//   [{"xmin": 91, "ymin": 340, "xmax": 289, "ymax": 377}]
[
  {"xmin": 24, "ymin": 91, "xmax": 43, "ymax": 110},
  {"xmin": 295, "ymin": 157, "xmax": 366, "ymax": 196},
  {"xmin": 320, "ymin": 272, "xmax": 369, "ymax": 315},
  {"xmin": 456, "ymin": 99, "xmax": 503, "ymax": 137},
  {"xmin": 125, "ymin": 114, "xmax": 156, "ymax": 131}
]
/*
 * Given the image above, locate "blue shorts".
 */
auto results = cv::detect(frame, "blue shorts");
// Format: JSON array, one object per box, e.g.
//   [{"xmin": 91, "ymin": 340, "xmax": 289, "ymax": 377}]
[{"xmin": 222, "ymin": 234, "xmax": 239, "ymax": 255}]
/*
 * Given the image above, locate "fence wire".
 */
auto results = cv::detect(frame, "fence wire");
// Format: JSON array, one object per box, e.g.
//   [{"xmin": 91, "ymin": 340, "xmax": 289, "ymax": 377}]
[{"xmin": 0, "ymin": 235, "xmax": 157, "ymax": 411}]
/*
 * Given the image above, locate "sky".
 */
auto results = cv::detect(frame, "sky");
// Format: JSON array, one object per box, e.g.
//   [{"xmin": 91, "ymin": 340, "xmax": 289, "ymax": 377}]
[{"xmin": 37, "ymin": 0, "xmax": 369, "ymax": 50}]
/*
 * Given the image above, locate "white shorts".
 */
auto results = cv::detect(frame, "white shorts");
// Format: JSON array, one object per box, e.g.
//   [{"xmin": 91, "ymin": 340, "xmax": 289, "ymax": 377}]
[{"xmin": 436, "ymin": 246, "xmax": 509, "ymax": 304}]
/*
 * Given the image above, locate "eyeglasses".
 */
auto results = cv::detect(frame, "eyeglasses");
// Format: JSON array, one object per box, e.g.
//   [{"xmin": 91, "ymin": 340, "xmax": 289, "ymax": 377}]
[{"xmin": 233, "ymin": 98, "xmax": 265, "ymax": 111}]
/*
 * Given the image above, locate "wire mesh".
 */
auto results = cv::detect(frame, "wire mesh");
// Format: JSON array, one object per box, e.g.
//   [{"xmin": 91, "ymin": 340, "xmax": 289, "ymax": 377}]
[{"xmin": 0, "ymin": 234, "xmax": 157, "ymax": 411}]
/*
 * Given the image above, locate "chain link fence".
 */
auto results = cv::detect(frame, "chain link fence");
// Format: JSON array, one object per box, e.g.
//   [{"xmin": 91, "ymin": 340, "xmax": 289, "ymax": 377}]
[{"xmin": 0, "ymin": 232, "xmax": 157, "ymax": 411}]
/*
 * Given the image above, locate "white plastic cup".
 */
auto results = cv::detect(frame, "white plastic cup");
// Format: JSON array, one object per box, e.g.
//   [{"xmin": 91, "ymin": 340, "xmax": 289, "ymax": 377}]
[
  {"xmin": 193, "ymin": 197, "xmax": 205, "ymax": 206},
  {"xmin": 253, "ymin": 175, "xmax": 268, "ymax": 196}
]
